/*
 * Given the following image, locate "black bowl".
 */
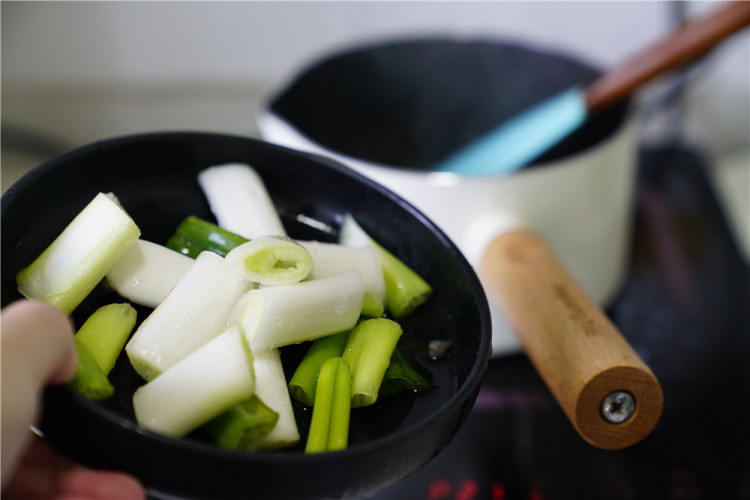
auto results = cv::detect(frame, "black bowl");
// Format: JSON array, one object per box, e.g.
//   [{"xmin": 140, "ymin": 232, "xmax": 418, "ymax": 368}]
[{"xmin": 1, "ymin": 132, "xmax": 492, "ymax": 500}]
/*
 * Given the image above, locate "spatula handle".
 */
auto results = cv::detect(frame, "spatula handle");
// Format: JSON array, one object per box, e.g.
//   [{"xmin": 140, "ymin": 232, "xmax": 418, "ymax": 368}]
[
  {"xmin": 585, "ymin": 1, "xmax": 750, "ymax": 114},
  {"xmin": 480, "ymin": 230, "xmax": 663, "ymax": 449}
]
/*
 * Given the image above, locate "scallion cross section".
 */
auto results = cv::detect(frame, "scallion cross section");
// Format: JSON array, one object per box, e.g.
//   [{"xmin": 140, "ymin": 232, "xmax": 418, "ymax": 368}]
[{"xmin": 225, "ymin": 236, "xmax": 312, "ymax": 286}]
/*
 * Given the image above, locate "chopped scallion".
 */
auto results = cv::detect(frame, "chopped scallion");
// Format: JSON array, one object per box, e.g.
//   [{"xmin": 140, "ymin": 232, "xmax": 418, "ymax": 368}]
[
  {"xmin": 288, "ymin": 331, "xmax": 350, "ymax": 407},
  {"xmin": 225, "ymin": 236, "xmax": 312, "ymax": 286},
  {"xmin": 68, "ymin": 337, "xmax": 115, "ymax": 401},
  {"xmin": 203, "ymin": 395, "xmax": 279, "ymax": 450},
  {"xmin": 305, "ymin": 357, "xmax": 351, "ymax": 453},
  {"xmin": 16, "ymin": 192, "xmax": 140, "ymax": 315},
  {"xmin": 106, "ymin": 240, "xmax": 194, "ymax": 308},
  {"xmin": 125, "ymin": 251, "xmax": 252, "ymax": 381},
  {"xmin": 250, "ymin": 348, "xmax": 300, "ymax": 450},
  {"xmin": 166, "ymin": 215, "xmax": 248, "ymax": 259},
  {"xmin": 74, "ymin": 303, "xmax": 137, "ymax": 376},
  {"xmin": 132, "ymin": 326, "xmax": 255, "ymax": 437},
  {"xmin": 379, "ymin": 348, "xmax": 433, "ymax": 398},
  {"xmin": 339, "ymin": 215, "xmax": 432, "ymax": 318},
  {"xmin": 342, "ymin": 318, "xmax": 403, "ymax": 408},
  {"xmin": 198, "ymin": 164, "xmax": 286, "ymax": 239},
  {"xmin": 233, "ymin": 270, "xmax": 365, "ymax": 351},
  {"xmin": 297, "ymin": 240, "xmax": 385, "ymax": 317}
]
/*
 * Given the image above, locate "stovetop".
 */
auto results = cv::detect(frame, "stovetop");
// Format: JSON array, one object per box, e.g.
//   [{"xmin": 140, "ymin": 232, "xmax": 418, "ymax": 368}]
[{"xmin": 370, "ymin": 144, "xmax": 750, "ymax": 500}]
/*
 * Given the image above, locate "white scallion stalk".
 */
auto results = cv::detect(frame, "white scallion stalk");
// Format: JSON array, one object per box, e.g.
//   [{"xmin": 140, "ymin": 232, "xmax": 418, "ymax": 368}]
[
  {"xmin": 297, "ymin": 240, "xmax": 385, "ymax": 304},
  {"xmin": 16, "ymin": 192, "xmax": 140, "ymax": 315},
  {"xmin": 132, "ymin": 326, "xmax": 255, "ymax": 438},
  {"xmin": 250, "ymin": 348, "xmax": 300, "ymax": 450},
  {"xmin": 125, "ymin": 251, "xmax": 252, "ymax": 381},
  {"xmin": 198, "ymin": 163, "xmax": 286, "ymax": 239},
  {"xmin": 106, "ymin": 239, "xmax": 194, "ymax": 308},
  {"xmin": 338, "ymin": 214, "xmax": 372, "ymax": 249},
  {"xmin": 225, "ymin": 236, "xmax": 312, "ymax": 286},
  {"xmin": 339, "ymin": 214, "xmax": 432, "ymax": 318},
  {"xmin": 232, "ymin": 269, "xmax": 365, "ymax": 350}
]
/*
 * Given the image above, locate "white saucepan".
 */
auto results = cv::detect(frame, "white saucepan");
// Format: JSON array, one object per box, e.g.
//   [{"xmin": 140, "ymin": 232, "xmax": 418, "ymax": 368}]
[{"xmin": 258, "ymin": 37, "xmax": 662, "ymax": 449}]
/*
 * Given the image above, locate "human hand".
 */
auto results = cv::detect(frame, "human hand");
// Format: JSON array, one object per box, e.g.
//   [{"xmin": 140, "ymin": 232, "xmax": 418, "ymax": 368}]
[{"xmin": 1, "ymin": 299, "xmax": 144, "ymax": 499}]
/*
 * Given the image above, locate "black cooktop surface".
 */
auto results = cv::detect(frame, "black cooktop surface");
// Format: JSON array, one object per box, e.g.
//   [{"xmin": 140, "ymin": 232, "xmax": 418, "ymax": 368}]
[{"xmin": 371, "ymin": 144, "xmax": 750, "ymax": 500}]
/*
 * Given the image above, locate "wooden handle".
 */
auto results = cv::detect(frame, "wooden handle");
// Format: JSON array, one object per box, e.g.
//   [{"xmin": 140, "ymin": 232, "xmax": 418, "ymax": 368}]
[
  {"xmin": 480, "ymin": 230, "xmax": 663, "ymax": 449},
  {"xmin": 585, "ymin": 1, "xmax": 750, "ymax": 113}
]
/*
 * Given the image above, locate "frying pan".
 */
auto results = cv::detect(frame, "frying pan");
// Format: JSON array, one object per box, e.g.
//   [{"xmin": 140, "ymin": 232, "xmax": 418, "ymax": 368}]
[
  {"xmin": 0, "ymin": 132, "xmax": 492, "ymax": 499},
  {"xmin": 257, "ymin": 38, "xmax": 663, "ymax": 449}
]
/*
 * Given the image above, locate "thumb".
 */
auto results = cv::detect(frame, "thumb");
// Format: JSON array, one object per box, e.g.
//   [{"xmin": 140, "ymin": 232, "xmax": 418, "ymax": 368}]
[
  {"xmin": 1, "ymin": 299, "xmax": 77, "ymax": 385},
  {"xmin": 1, "ymin": 299, "xmax": 77, "ymax": 485}
]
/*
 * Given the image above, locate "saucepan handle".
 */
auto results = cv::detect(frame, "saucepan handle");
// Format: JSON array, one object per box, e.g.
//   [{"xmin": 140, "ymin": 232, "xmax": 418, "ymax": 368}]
[{"xmin": 480, "ymin": 229, "xmax": 663, "ymax": 449}]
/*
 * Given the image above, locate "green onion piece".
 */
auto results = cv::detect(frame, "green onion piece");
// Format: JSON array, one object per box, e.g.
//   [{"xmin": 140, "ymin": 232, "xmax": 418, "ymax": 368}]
[
  {"xmin": 305, "ymin": 357, "xmax": 351, "ymax": 454},
  {"xmin": 16, "ymin": 192, "xmax": 140, "ymax": 315},
  {"xmin": 125, "ymin": 251, "xmax": 251, "ymax": 381},
  {"xmin": 106, "ymin": 239, "xmax": 194, "ymax": 308},
  {"xmin": 298, "ymin": 240, "xmax": 386, "ymax": 317},
  {"xmin": 225, "ymin": 236, "xmax": 312, "ymax": 285},
  {"xmin": 166, "ymin": 215, "xmax": 248, "ymax": 259},
  {"xmin": 203, "ymin": 395, "xmax": 279, "ymax": 450},
  {"xmin": 68, "ymin": 337, "xmax": 115, "ymax": 401},
  {"xmin": 132, "ymin": 326, "xmax": 255, "ymax": 438},
  {"xmin": 233, "ymin": 270, "xmax": 365, "ymax": 351},
  {"xmin": 339, "ymin": 215, "xmax": 432, "ymax": 318},
  {"xmin": 198, "ymin": 163, "xmax": 287, "ymax": 239},
  {"xmin": 288, "ymin": 331, "xmax": 350, "ymax": 407},
  {"xmin": 250, "ymin": 348, "xmax": 300, "ymax": 450},
  {"xmin": 379, "ymin": 348, "xmax": 433, "ymax": 398},
  {"xmin": 74, "ymin": 303, "xmax": 137, "ymax": 376},
  {"xmin": 342, "ymin": 318, "xmax": 403, "ymax": 408},
  {"xmin": 361, "ymin": 292, "xmax": 385, "ymax": 318},
  {"xmin": 378, "ymin": 245, "xmax": 433, "ymax": 318}
]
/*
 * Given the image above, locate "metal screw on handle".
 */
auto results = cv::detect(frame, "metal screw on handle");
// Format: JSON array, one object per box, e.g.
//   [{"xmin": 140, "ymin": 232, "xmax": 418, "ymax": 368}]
[{"xmin": 601, "ymin": 391, "xmax": 636, "ymax": 424}]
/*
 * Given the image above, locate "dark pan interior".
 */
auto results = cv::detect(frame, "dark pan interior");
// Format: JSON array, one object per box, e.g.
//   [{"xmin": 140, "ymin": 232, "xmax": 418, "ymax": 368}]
[
  {"xmin": 1, "ymin": 132, "xmax": 491, "ymax": 500},
  {"xmin": 269, "ymin": 37, "xmax": 630, "ymax": 169}
]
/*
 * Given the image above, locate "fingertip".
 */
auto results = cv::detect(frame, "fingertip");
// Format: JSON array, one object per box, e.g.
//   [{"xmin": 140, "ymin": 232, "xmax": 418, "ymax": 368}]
[
  {"xmin": 2, "ymin": 299, "xmax": 77, "ymax": 384},
  {"xmin": 48, "ymin": 341, "xmax": 79, "ymax": 384}
]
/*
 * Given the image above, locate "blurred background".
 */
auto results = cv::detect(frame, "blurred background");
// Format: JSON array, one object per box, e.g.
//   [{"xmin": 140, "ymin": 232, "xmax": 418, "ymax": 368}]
[
  {"xmin": 2, "ymin": 3, "xmax": 747, "ymax": 171},
  {"xmin": 1, "ymin": 0, "xmax": 748, "ymax": 253}
]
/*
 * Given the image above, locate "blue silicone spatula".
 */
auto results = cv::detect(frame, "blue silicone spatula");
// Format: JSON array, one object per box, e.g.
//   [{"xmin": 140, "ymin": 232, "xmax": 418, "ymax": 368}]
[{"xmin": 433, "ymin": 1, "xmax": 750, "ymax": 176}]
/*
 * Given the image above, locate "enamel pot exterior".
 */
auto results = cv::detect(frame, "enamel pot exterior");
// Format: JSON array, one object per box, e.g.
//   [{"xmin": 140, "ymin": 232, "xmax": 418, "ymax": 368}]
[{"xmin": 258, "ymin": 37, "xmax": 636, "ymax": 355}]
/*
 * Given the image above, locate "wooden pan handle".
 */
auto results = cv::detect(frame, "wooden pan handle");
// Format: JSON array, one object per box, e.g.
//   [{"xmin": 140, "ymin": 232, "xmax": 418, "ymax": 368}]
[
  {"xmin": 585, "ymin": 1, "xmax": 750, "ymax": 114},
  {"xmin": 480, "ymin": 230, "xmax": 663, "ymax": 449}
]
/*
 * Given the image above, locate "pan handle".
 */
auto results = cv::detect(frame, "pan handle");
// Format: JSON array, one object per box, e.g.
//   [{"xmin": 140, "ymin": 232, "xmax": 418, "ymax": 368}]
[{"xmin": 480, "ymin": 229, "xmax": 663, "ymax": 449}]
